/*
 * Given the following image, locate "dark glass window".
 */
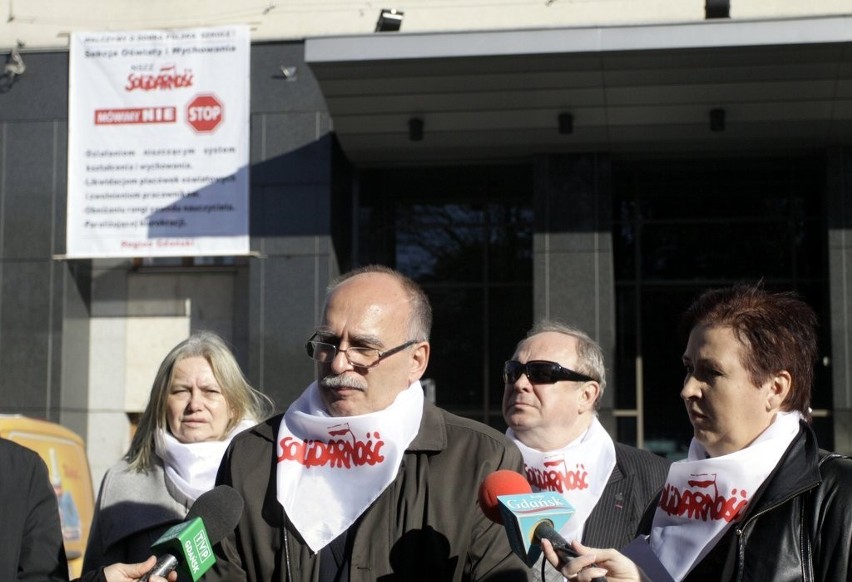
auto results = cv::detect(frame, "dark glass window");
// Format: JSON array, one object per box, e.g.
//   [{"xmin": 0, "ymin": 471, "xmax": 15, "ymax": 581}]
[
  {"xmin": 613, "ymin": 157, "xmax": 830, "ymax": 457},
  {"xmin": 358, "ymin": 165, "xmax": 533, "ymax": 428}
]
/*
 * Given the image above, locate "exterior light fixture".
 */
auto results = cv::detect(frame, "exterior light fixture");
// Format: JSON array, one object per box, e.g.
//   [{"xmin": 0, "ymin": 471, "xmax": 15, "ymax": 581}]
[
  {"xmin": 705, "ymin": 0, "xmax": 730, "ymax": 19},
  {"xmin": 710, "ymin": 108, "xmax": 726, "ymax": 132},
  {"xmin": 375, "ymin": 9, "xmax": 404, "ymax": 32},
  {"xmin": 408, "ymin": 117, "xmax": 423, "ymax": 141},
  {"xmin": 558, "ymin": 113, "xmax": 573, "ymax": 135}
]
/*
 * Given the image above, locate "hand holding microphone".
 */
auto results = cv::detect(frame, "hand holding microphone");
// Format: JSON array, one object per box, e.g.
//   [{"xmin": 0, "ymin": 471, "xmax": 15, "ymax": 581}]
[
  {"xmin": 100, "ymin": 556, "xmax": 177, "ymax": 581},
  {"xmin": 478, "ymin": 470, "xmax": 607, "ymax": 582},
  {"xmin": 139, "ymin": 484, "xmax": 244, "ymax": 581},
  {"xmin": 542, "ymin": 539, "xmax": 645, "ymax": 582}
]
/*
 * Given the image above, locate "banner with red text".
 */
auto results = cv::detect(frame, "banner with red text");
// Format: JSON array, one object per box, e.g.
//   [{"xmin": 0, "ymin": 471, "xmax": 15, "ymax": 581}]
[{"xmin": 66, "ymin": 25, "xmax": 250, "ymax": 258}]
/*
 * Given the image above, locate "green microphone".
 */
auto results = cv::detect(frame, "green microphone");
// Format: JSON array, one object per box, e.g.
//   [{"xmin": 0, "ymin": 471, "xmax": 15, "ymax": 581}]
[{"xmin": 140, "ymin": 485, "xmax": 244, "ymax": 581}]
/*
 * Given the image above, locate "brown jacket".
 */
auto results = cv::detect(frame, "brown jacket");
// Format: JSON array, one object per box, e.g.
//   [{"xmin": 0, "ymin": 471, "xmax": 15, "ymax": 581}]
[{"xmin": 206, "ymin": 401, "xmax": 530, "ymax": 582}]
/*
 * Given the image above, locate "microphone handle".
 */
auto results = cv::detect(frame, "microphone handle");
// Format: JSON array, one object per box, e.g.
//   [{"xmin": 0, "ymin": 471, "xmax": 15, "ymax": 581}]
[
  {"xmin": 534, "ymin": 522, "xmax": 579, "ymax": 559},
  {"xmin": 139, "ymin": 553, "xmax": 179, "ymax": 582},
  {"xmin": 534, "ymin": 522, "xmax": 607, "ymax": 582}
]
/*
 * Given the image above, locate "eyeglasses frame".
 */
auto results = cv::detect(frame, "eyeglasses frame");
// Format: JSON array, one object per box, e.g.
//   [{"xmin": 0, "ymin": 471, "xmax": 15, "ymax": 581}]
[{"xmin": 305, "ymin": 334, "xmax": 420, "ymax": 369}]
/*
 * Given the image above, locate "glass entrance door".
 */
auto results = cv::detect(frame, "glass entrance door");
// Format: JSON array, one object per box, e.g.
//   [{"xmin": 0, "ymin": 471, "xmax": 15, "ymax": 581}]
[
  {"xmin": 612, "ymin": 156, "xmax": 831, "ymax": 457},
  {"xmin": 358, "ymin": 164, "xmax": 534, "ymax": 427}
]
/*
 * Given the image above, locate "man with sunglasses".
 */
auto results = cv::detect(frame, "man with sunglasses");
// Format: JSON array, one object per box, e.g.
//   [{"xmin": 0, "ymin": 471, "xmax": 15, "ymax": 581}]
[
  {"xmin": 208, "ymin": 265, "xmax": 529, "ymax": 582},
  {"xmin": 503, "ymin": 321, "xmax": 669, "ymax": 582}
]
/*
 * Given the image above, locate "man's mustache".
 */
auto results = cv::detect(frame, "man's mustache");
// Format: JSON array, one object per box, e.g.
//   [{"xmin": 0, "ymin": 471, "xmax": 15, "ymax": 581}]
[{"xmin": 321, "ymin": 374, "xmax": 368, "ymax": 391}]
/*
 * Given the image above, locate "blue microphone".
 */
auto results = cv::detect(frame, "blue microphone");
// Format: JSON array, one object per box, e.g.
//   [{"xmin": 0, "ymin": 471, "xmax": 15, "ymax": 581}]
[{"xmin": 478, "ymin": 469, "xmax": 576, "ymax": 566}]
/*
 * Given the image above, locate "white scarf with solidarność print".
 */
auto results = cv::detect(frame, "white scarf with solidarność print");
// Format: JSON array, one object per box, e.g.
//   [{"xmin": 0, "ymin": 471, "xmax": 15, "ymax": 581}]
[
  {"xmin": 507, "ymin": 416, "xmax": 616, "ymax": 545},
  {"xmin": 649, "ymin": 410, "xmax": 802, "ymax": 581},
  {"xmin": 276, "ymin": 381, "xmax": 423, "ymax": 552}
]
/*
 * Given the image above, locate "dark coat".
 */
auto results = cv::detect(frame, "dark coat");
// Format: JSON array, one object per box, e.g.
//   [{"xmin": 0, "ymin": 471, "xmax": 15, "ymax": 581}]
[
  {"xmin": 0, "ymin": 437, "xmax": 68, "ymax": 581},
  {"xmin": 582, "ymin": 443, "xmax": 671, "ymax": 549},
  {"xmin": 206, "ymin": 401, "xmax": 531, "ymax": 582},
  {"xmin": 639, "ymin": 422, "xmax": 852, "ymax": 581}
]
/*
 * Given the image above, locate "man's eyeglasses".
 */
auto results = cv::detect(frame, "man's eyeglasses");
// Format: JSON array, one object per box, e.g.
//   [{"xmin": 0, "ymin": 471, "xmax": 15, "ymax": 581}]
[
  {"xmin": 503, "ymin": 360, "xmax": 596, "ymax": 385},
  {"xmin": 305, "ymin": 334, "xmax": 418, "ymax": 368}
]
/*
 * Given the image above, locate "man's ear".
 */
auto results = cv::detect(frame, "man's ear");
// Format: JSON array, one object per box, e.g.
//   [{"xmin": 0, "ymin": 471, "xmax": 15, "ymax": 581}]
[
  {"xmin": 579, "ymin": 381, "xmax": 601, "ymax": 413},
  {"xmin": 767, "ymin": 370, "xmax": 792, "ymax": 412},
  {"xmin": 409, "ymin": 342, "xmax": 430, "ymax": 383}
]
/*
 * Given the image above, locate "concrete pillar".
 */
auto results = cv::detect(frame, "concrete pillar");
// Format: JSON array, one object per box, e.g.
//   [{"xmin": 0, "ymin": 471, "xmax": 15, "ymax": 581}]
[
  {"xmin": 826, "ymin": 148, "xmax": 852, "ymax": 455},
  {"xmin": 532, "ymin": 153, "xmax": 617, "ymax": 430}
]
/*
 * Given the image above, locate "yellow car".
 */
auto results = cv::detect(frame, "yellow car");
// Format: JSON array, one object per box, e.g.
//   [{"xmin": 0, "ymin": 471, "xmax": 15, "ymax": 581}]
[{"xmin": 0, "ymin": 415, "xmax": 94, "ymax": 579}]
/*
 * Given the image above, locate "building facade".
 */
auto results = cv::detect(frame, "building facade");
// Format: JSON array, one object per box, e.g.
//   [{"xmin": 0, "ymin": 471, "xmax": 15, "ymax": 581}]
[{"xmin": 2, "ymin": 1, "xmax": 852, "ymax": 484}]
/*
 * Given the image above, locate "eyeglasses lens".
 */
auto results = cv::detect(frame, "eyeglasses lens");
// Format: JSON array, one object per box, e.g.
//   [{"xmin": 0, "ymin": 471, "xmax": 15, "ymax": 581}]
[
  {"xmin": 307, "ymin": 341, "xmax": 335, "ymax": 363},
  {"xmin": 503, "ymin": 361, "xmax": 562, "ymax": 384},
  {"xmin": 527, "ymin": 362, "xmax": 558, "ymax": 383},
  {"xmin": 503, "ymin": 361, "xmax": 520, "ymax": 384}
]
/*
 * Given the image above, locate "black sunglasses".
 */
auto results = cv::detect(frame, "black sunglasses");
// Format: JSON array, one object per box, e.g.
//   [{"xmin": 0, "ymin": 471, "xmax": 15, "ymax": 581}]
[{"xmin": 503, "ymin": 360, "xmax": 596, "ymax": 385}]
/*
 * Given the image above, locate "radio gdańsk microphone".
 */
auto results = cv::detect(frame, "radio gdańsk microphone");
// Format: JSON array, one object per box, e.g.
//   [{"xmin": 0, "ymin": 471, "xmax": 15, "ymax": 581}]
[
  {"xmin": 140, "ymin": 484, "xmax": 244, "ymax": 581},
  {"xmin": 478, "ymin": 469, "xmax": 576, "ymax": 567}
]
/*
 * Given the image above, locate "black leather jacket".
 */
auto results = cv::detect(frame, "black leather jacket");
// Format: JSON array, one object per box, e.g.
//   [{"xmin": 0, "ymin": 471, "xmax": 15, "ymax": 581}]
[{"xmin": 641, "ymin": 422, "xmax": 852, "ymax": 581}]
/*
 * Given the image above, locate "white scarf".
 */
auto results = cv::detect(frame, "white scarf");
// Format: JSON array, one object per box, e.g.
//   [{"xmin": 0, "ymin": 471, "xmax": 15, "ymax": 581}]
[
  {"xmin": 155, "ymin": 418, "xmax": 256, "ymax": 502},
  {"xmin": 507, "ymin": 416, "xmax": 616, "ymax": 544},
  {"xmin": 650, "ymin": 411, "xmax": 803, "ymax": 581},
  {"xmin": 276, "ymin": 381, "xmax": 424, "ymax": 552}
]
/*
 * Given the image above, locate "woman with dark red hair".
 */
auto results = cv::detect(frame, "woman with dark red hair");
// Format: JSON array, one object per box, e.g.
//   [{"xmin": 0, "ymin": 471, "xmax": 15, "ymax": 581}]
[{"xmin": 545, "ymin": 284, "xmax": 852, "ymax": 582}]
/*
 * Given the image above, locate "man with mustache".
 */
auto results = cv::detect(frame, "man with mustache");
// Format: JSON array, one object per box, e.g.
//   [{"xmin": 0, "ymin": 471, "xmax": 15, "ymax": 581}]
[
  {"xmin": 503, "ymin": 321, "xmax": 670, "ymax": 581},
  {"xmin": 207, "ymin": 265, "xmax": 529, "ymax": 582}
]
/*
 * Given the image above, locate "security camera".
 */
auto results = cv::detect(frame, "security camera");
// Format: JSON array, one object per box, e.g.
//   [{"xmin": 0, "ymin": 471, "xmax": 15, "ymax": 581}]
[{"xmin": 4, "ymin": 49, "xmax": 25, "ymax": 77}]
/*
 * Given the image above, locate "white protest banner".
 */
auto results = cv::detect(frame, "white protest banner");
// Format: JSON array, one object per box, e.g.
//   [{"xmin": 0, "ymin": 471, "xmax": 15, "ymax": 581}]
[{"xmin": 67, "ymin": 25, "xmax": 250, "ymax": 258}]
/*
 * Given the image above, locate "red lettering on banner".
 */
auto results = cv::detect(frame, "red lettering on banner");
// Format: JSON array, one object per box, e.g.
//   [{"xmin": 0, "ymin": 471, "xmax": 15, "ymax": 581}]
[
  {"xmin": 277, "ymin": 424, "xmax": 386, "ymax": 468},
  {"xmin": 95, "ymin": 107, "xmax": 177, "ymax": 125},
  {"xmin": 524, "ymin": 459, "xmax": 589, "ymax": 493},
  {"xmin": 657, "ymin": 473, "xmax": 748, "ymax": 523},
  {"xmin": 125, "ymin": 65, "xmax": 194, "ymax": 91}
]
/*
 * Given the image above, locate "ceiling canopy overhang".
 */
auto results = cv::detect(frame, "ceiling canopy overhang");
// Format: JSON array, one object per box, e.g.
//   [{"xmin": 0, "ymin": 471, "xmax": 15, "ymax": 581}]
[{"xmin": 305, "ymin": 15, "xmax": 852, "ymax": 164}]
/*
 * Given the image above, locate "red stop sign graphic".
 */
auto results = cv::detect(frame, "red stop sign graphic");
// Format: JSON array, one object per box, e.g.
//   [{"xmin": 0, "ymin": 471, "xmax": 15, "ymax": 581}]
[{"xmin": 186, "ymin": 94, "xmax": 223, "ymax": 133}]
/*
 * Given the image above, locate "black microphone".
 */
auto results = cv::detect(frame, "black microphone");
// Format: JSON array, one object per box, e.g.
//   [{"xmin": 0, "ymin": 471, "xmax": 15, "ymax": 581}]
[
  {"xmin": 535, "ymin": 524, "xmax": 607, "ymax": 582},
  {"xmin": 538, "ymin": 525, "xmax": 608, "ymax": 582},
  {"xmin": 140, "ymin": 484, "xmax": 244, "ymax": 581},
  {"xmin": 534, "ymin": 521, "xmax": 580, "ymax": 562}
]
